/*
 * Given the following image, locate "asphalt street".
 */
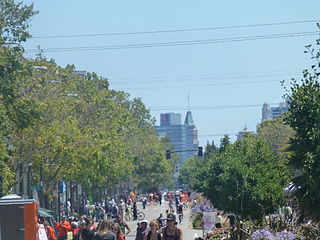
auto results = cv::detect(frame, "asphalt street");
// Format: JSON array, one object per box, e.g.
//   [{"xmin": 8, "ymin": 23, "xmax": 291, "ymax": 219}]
[{"xmin": 125, "ymin": 201, "xmax": 203, "ymax": 240}]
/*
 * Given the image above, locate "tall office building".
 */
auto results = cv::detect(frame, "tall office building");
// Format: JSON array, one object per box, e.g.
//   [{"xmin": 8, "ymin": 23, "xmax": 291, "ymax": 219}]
[
  {"xmin": 154, "ymin": 111, "xmax": 199, "ymax": 174},
  {"xmin": 261, "ymin": 102, "xmax": 288, "ymax": 122}
]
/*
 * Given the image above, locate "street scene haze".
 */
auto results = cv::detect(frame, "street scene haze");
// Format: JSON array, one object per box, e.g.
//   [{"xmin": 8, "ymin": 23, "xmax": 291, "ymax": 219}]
[{"xmin": 0, "ymin": 1, "xmax": 320, "ymax": 240}]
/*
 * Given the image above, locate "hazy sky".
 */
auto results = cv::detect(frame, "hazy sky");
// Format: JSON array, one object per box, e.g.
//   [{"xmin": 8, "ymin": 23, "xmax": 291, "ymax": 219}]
[{"xmin": 23, "ymin": 1, "xmax": 320, "ymax": 146}]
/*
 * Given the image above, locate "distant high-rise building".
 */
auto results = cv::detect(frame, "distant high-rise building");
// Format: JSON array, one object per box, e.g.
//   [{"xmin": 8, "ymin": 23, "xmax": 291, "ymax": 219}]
[
  {"xmin": 261, "ymin": 102, "xmax": 288, "ymax": 122},
  {"xmin": 154, "ymin": 111, "xmax": 199, "ymax": 174}
]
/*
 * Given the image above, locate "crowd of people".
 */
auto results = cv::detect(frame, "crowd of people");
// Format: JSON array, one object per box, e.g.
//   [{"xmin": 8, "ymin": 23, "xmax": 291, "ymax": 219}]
[{"xmin": 37, "ymin": 192, "xmax": 186, "ymax": 240}]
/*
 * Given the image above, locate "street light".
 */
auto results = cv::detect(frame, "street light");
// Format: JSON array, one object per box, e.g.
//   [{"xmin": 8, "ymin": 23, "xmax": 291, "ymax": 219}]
[{"xmin": 33, "ymin": 66, "xmax": 48, "ymax": 70}]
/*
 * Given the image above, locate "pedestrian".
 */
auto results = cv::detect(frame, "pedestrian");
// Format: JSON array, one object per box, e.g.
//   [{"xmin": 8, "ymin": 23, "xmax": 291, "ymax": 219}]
[
  {"xmin": 112, "ymin": 204, "xmax": 119, "ymax": 218},
  {"xmin": 144, "ymin": 220, "xmax": 161, "ymax": 240},
  {"xmin": 118, "ymin": 200, "xmax": 125, "ymax": 219},
  {"xmin": 215, "ymin": 212, "xmax": 222, "ymax": 228},
  {"xmin": 124, "ymin": 203, "xmax": 132, "ymax": 221},
  {"xmin": 135, "ymin": 220, "xmax": 149, "ymax": 240},
  {"xmin": 54, "ymin": 216, "xmax": 71, "ymax": 240},
  {"xmin": 168, "ymin": 200, "xmax": 174, "ymax": 211},
  {"xmin": 133, "ymin": 202, "xmax": 138, "ymax": 221},
  {"xmin": 114, "ymin": 215, "xmax": 131, "ymax": 238},
  {"xmin": 162, "ymin": 214, "xmax": 182, "ymax": 240},
  {"xmin": 73, "ymin": 222, "xmax": 85, "ymax": 240},
  {"xmin": 158, "ymin": 194, "xmax": 162, "ymax": 206},
  {"xmin": 177, "ymin": 204, "xmax": 183, "ymax": 224},
  {"xmin": 111, "ymin": 222, "xmax": 125, "ymax": 240},
  {"xmin": 95, "ymin": 219, "xmax": 116, "ymax": 240},
  {"xmin": 156, "ymin": 213, "xmax": 165, "ymax": 227},
  {"xmin": 44, "ymin": 221, "xmax": 56, "ymax": 240},
  {"xmin": 80, "ymin": 218, "xmax": 95, "ymax": 240},
  {"xmin": 95, "ymin": 205, "xmax": 101, "ymax": 222}
]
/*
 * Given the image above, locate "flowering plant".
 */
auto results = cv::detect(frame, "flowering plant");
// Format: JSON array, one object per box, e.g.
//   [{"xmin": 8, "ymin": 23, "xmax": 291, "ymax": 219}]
[
  {"xmin": 251, "ymin": 229, "xmax": 274, "ymax": 240},
  {"xmin": 275, "ymin": 231, "xmax": 295, "ymax": 240}
]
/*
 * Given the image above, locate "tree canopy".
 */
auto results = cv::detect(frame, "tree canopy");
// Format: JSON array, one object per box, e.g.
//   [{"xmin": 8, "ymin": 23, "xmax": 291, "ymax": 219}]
[{"xmin": 284, "ymin": 27, "xmax": 320, "ymax": 221}]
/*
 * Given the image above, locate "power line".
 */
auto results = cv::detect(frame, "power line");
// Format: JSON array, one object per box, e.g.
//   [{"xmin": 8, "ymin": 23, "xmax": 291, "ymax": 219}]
[
  {"xmin": 110, "ymin": 71, "xmax": 300, "ymax": 85},
  {"xmin": 110, "ymin": 69, "xmax": 301, "ymax": 82},
  {"xmin": 117, "ymin": 79, "xmax": 284, "ymax": 90},
  {"xmin": 25, "ymin": 30, "xmax": 320, "ymax": 53},
  {"xmin": 149, "ymin": 103, "xmax": 279, "ymax": 111},
  {"xmin": 31, "ymin": 20, "xmax": 319, "ymax": 39}
]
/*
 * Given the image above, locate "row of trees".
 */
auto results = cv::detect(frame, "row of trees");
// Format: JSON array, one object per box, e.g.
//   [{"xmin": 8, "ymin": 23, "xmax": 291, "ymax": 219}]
[
  {"xmin": 180, "ymin": 26, "xmax": 320, "ymax": 223},
  {"xmin": 0, "ymin": 1, "xmax": 176, "ymax": 207},
  {"xmin": 180, "ymin": 117, "xmax": 293, "ymax": 221}
]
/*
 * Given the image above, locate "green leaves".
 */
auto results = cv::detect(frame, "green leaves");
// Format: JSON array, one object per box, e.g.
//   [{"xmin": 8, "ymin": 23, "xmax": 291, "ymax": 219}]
[
  {"xmin": 0, "ymin": 0, "xmax": 37, "ymax": 43},
  {"xmin": 285, "ymin": 35, "xmax": 320, "ymax": 220},
  {"xmin": 183, "ymin": 135, "xmax": 289, "ymax": 221}
]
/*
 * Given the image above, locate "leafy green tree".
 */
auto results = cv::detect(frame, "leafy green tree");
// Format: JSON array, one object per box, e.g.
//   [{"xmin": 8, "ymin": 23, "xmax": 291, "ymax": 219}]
[
  {"xmin": 128, "ymin": 127, "xmax": 174, "ymax": 192},
  {"xmin": 179, "ymin": 141, "xmax": 217, "ymax": 190},
  {"xmin": 284, "ymin": 28, "xmax": 320, "ymax": 220},
  {"xmin": 0, "ymin": 0, "xmax": 37, "ymax": 43},
  {"xmin": 257, "ymin": 116, "xmax": 294, "ymax": 155},
  {"xmin": 0, "ymin": 0, "xmax": 38, "ymax": 196},
  {"xmin": 204, "ymin": 135, "xmax": 289, "ymax": 221}
]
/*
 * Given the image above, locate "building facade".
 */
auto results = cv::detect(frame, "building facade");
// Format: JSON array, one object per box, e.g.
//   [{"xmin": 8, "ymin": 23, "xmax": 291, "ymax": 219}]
[
  {"xmin": 261, "ymin": 102, "xmax": 288, "ymax": 122},
  {"xmin": 154, "ymin": 111, "xmax": 199, "ymax": 175}
]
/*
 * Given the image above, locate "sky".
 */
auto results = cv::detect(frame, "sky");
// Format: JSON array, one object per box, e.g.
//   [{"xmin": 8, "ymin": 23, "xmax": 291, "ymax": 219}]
[{"xmin": 22, "ymin": 0, "xmax": 320, "ymax": 147}]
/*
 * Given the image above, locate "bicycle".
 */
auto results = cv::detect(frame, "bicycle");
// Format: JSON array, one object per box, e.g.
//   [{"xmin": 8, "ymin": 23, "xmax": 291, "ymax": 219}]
[{"xmin": 125, "ymin": 209, "xmax": 145, "ymax": 221}]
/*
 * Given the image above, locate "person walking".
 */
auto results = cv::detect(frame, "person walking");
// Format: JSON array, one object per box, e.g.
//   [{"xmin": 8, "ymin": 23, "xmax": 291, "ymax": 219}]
[
  {"xmin": 54, "ymin": 216, "xmax": 71, "ymax": 240},
  {"xmin": 95, "ymin": 219, "xmax": 116, "ymax": 240},
  {"xmin": 43, "ymin": 221, "xmax": 56, "ymax": 240},
  {"xmin": 111, "ymin": 222, "xmax": 125, "ymax": 240},
  {"xmin": 80, "ymin": 219, "xmax": 95, "ymax": 240},
  {"xmin": 215, "ymin": 212, "xmax": 222, "ymax": 228},
  {"xmin": 135, "ymin": 220, "xmax": 149, "ymax": 240},
  {"xmin": 144, "ymin": 220, "xmax": 161, "ymax": 240},
  {"xmin": 162, "ymin": 214, "xmax": 182, "ymax": 240},
  {"xmin": 133, "ymin": 202, "xmax": 138, "ymax": 221},
  {"xmin": 114, "ymin": 215, "xmax": 131, "ymax": 239}
]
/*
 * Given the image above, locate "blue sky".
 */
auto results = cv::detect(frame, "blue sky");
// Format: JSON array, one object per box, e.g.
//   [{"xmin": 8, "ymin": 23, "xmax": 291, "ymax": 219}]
[{"xmin": 23, "ymin": 1, "xmax": 320, "ymax": 146}]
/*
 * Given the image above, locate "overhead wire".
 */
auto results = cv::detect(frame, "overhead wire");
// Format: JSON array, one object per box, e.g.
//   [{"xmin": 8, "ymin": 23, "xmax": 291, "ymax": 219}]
[
  {"xmin": 116, "ymin": 78, "xmax": 289, "ymax": 90},
  {"xmin": 109, "ymin": 69, "xmax": 301, "ymax": 82},
  {"xmin": 110, "ymin": 70, "xmax": 301, "ymax": 85},
  {"xmin": 25, "ymin": 30, "xmax": 320, "ymax": 53},
  {"xmin": 149, "ymin": 103, "xmax": 279, "ymax": 111},
  {"xmin": 31, "ymin": 20, "xmax": 319, "ymax": 39}
]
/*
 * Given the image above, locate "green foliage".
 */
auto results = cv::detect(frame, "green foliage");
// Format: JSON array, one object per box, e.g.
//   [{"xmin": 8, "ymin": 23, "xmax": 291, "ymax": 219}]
[
  {"xmin": 284, "ymin": 30, "xmax": 320, "ymax": 221},
  {"xmin": 0, "ymin": 1, "xmax": 173, "ymax": 200},
  {"xmin": 203, "ymin": 135, "xmax": 289, "ymax": 221},
  {"xmin": 0, "ymin": 56, "xmax": 173, "ymax": 201},
  {"xmin": 129, "ymin": 127, "xmax": 174, "ymax": 192},
  {"xmin": 0, "ymin": 0, "xmax": 37, "ymax": 43},
  {"xmin": 179, "ymin": 141, "xmax": 218, "ymax": 190},
  {"xmin": 257, "ymin": 116, "xmax": 294, "ymax": 155},
  {"xmin": 192, "ymin": 212, "xmax": 203, "ymax": 228}
]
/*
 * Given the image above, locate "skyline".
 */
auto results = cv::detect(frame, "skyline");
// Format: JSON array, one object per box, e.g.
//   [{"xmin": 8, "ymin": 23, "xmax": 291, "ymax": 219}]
[{"xmin": 22, "ymin": 0, "xmax": 320, "ymax": 146}]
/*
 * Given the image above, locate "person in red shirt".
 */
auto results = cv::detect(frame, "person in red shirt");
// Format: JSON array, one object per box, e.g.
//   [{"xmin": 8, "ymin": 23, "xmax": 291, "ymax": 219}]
[
  {"xmin": 54, "ymin": 216, "xmax": 71, "ymax": 240},
  {"xmin": 44, "ymin": 221, "xmax": 57, "ymax": 240}
]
